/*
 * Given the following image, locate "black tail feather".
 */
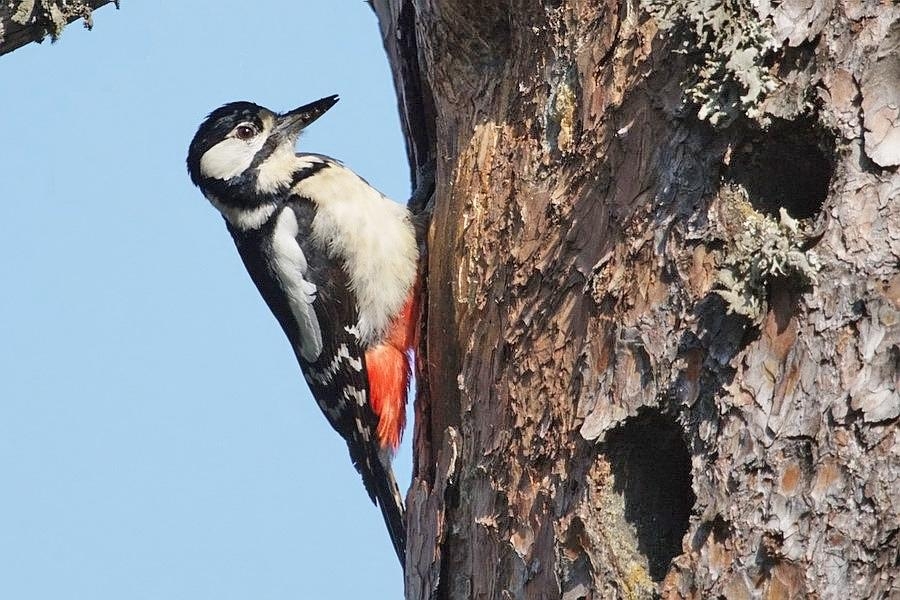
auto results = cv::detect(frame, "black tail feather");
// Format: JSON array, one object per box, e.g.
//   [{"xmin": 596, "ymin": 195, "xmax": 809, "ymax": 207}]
[
  {"xmin": 372, "ymin": 459, "xmax": 406, "ymax": 567},
  {"xmin": 350, "ymin": 444, "xmax": 407, "ymax": 569}
]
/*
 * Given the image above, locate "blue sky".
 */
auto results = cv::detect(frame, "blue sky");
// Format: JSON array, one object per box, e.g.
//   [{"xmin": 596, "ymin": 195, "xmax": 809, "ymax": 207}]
[{"xmin": 1, "ymin": 2, "xmax": 411, "ymax": 598}]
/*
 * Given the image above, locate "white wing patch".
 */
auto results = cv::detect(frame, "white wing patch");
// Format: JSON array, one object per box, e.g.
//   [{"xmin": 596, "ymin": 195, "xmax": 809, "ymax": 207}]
[
  {"xmin": 271, "ymin": 207, "xmax": 323, "ymax": 362},
  {"xmin": 315, "ymin": 385, "xmax": 367, "ymax": 423},
  {"xmin": 344, "ymin": 386, "xmax": 369, "ymax": 408},
  {"xmin": 306, "ymin": 343, "xmax": 364, "ymax": 385}
]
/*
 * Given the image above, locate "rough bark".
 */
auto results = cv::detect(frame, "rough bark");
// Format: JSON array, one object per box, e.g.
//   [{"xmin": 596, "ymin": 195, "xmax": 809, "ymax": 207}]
[
  {"xmin": 373, "ymin": 1, "xmax": 900, "ymax": 598},
  {"xmin": 0, "ymin": 0, "xmax": 116, "ymax": 56}
]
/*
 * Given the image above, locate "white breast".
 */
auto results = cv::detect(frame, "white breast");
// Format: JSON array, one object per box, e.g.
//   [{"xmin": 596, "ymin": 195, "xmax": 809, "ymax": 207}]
[{"xmin": 292, "ymin": 162, "xmax": 418, "ymax": 346}]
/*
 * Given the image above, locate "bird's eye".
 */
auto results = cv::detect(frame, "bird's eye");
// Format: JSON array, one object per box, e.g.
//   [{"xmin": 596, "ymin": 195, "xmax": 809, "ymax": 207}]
[{"xmin": 235, "ymin": 124, "xmax": 256, "ymax": 140}]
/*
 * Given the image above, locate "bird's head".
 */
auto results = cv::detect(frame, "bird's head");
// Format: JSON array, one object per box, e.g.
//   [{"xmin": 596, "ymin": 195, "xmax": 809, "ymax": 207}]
[{"xmin": 186, "ymin": 95, "xmax": 338, "ymax": 203}]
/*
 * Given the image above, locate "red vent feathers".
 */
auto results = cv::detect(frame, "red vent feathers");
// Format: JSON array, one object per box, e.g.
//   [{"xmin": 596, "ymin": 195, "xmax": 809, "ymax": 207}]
[{"xmin": 365, "ymin": 287, "xmax": 419, "ymax": 449}]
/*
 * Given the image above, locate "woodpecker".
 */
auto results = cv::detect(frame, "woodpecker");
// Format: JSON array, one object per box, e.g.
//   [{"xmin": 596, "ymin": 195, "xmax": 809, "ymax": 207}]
[{"xmin": 186, "ymin": 96, "xmax": 417, "ymax": 566}]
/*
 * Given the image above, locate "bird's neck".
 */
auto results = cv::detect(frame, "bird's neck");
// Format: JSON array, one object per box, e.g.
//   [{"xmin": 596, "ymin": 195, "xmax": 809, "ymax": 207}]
[{"xmin": 201, "ymin": 177, "xmax": 282, "ymax": 231}]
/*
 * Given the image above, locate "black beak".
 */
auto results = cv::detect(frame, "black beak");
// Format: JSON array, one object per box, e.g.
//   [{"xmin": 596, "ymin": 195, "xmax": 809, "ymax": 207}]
[{"xmin": 275, "ymin": 94, "xmax": 339, "ymax": 138}]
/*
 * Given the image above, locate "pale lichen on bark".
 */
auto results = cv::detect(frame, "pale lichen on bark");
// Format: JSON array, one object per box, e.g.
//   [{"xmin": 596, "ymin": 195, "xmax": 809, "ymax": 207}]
[
  {"xmin": 712, "ymin": 185, "xmax": 821, "ymax": 321},
  {"xmin": 642, "ymin": 0, "xmax": 779, "ymax": 125},
  {"xmin": 1, "ymin": 0, "xmax": 116, "ymax": 55}
]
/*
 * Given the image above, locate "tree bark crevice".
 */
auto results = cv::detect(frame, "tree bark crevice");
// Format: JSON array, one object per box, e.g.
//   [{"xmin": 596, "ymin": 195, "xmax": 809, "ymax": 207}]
[{"xmin": 373, "ymin": 0, "xmax": 899, "ymax": 597}]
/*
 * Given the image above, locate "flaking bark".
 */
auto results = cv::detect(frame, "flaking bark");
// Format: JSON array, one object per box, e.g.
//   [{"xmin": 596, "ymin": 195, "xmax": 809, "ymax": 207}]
[
  {"xmin": 0, "ymin": 0, "xmax": 116, "ymax": 56},
  {"xmin": 373, "ymin": 1, "xmax": 900, "ymax": 598}
]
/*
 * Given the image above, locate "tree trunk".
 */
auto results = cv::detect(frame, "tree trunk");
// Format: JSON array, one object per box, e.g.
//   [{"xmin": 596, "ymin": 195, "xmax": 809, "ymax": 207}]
[
  {"xmin": 0, "ymin": 0, "xmax": 116, "ymax": 56},
  {"xmin": 372, "ymin": 1, "xmax": 900, "ymax": 598}
]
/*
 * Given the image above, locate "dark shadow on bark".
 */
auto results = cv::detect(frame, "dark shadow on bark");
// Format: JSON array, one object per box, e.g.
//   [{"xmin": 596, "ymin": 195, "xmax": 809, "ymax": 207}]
[
  {"xmin": 725, "ymin": 116, "xmax": 835, "ymax": 220},
  {"xmin": 604, "ymin": 411, "xmax": 696, "ymax": 581},
  {"xmin": 694, "ymin": 293, "xmax": 757, "ymax": 363}
]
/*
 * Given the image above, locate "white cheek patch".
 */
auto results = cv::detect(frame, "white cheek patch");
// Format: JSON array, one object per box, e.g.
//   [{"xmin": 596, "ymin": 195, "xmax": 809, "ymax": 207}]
[
  {"xmin": 199, "ymin": 136, "xmax": 265, "ymax": 181},
  {"xmin": 271, "ymin": 207, "xmax": 324, "ymax": 362}
]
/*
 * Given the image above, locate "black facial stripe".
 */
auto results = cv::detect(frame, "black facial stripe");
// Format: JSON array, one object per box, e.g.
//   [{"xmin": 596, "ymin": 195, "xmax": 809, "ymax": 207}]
[
  {"xmin": 249, "ymin": 134, "xmax": 282, "ymax": 170},
  {"xmin": 291, "ymin": 161, "xmax": 330, "ymax": 186},
  {"xmin": 200, "ymin": 173, "xmax": 281, "ymax": 210}
]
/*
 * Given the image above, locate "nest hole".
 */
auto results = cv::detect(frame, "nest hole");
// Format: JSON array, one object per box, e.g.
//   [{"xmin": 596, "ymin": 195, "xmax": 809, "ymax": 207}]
[
  {"xmin": 605, "ymin": 411, "xmax": 695, "ymax": 581},
  {"xmin": 725, "ymin": 116, "xmax": 835, "ymax": 219}
]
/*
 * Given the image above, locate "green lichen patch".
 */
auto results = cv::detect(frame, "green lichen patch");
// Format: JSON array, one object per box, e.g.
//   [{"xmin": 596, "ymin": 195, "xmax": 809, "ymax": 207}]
[
  {"xmin": 644, "ymin": 0, "xmax": 779, "ymax": 126},
  {"xmin": 712, "ymin": 184, "xmax": 820, "ymax": 321}
]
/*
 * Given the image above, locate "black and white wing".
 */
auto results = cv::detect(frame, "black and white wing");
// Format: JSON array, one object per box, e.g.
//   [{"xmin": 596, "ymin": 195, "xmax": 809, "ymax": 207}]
[{"xmin": 226, "ymin": 200, "xmax": 406, "ymax": 565}]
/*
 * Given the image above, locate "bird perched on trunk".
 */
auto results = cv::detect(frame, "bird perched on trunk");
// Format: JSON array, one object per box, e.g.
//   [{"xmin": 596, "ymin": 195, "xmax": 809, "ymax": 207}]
[{"xmin": 186, "ymin": 95, "xmax": 418, "ymax": 566}]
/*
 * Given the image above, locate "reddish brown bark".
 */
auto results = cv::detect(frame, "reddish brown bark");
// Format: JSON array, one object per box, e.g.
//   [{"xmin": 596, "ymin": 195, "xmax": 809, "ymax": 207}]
[{"xmin": 373, "ymin": 1, "xmax": 900, "ymax": 598}]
